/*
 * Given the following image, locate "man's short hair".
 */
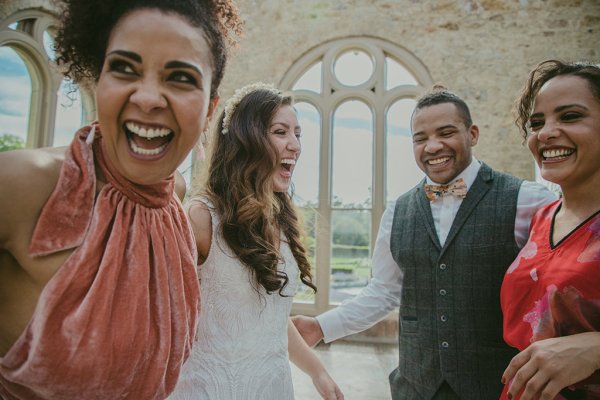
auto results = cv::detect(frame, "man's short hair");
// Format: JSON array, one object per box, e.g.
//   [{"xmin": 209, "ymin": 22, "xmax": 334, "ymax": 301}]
[{"xmin": 414, "ymin": 86, "xmax": 473, "ymax": 128}]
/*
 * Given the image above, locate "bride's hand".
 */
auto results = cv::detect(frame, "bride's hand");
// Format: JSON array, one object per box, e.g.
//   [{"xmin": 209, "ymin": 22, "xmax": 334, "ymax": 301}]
[{"xmin": 312, "ymin": 371, "xmax": 344, "ymax": 400}]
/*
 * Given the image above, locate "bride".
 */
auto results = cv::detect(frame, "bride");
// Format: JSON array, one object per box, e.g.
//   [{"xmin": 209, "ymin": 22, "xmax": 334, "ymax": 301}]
[{"xmin": 169, "ymin": 83, "xmax": 344, "ymax": 400}]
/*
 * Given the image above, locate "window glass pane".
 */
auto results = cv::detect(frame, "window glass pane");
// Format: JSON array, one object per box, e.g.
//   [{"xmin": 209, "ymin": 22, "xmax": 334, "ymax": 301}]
[
  {"xmin": 334, "ymin": 50, "xmax": 373, "ymax": 87},
  {"xmin": 293, "ymin": 102, "xmax": 320, "ymax": 207},
  {"xmin": 332, "ymin": 100, "xmax": 373, "ymax": 207},
  {"xmin": 292, "ymin": 62, "xmax": 322, "ymax": 94},
  {"xmin": 53, "ymin": 79, "xmax": 83, "ymax": 147},
  {"xmin": 330, "ymin": 209, "xmax": 371, "ymax": 304},
  {"xmin": 43, "ymin": 29, "xmax": 56, "ymax": 60},
  {"xmin": 386, "ymin": 99, "xmax": 423, "ymax": 202},
  {"xmin": 177, "ymin": 152, "xmax": 193, "ymax": 188},
  {"xmin": 385, "ymin": 57, "xmax": 418, "ymax": 90},
  {"xmin": 0, "ymin": 46, "xmax": 31, "ymax": 151},
  {"xmin": 8, "ymin": 23, "xmax": 18, "ymax": 30},
  {"xmin": 294, "ymin": 207, "xmax": 316, "ymax": 304}
]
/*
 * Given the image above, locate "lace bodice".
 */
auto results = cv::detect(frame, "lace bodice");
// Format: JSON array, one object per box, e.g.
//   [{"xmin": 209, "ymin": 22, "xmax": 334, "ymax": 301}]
[{"xmin": 169, "ymin": 198, "xmax": 298, "ymax": 400}]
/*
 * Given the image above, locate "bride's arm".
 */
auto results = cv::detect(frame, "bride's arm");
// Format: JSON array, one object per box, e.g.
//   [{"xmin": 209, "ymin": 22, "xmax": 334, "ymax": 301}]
[{"xmin": 288, "ymin": 319, "xmax": 344, "ymax": 400}]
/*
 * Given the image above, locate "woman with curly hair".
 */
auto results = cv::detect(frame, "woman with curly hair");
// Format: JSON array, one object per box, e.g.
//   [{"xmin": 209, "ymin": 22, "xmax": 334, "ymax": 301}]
[
  {"xmin": 169, "ymin": 83, "xmax": 344, "ymax": 400},
  {"xmin": 500, "ymin": 60, "xmax": 600, "ymax": 400},
  {"xmin": 0, "ymin": 0, "xmax": 242, "ymax": 399}
]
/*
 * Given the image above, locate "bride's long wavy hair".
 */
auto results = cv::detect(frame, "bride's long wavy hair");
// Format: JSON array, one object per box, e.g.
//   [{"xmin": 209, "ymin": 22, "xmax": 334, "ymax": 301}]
[{"xmin": 205, "ymin": 88, "xmax": 316, "ymax": 295}]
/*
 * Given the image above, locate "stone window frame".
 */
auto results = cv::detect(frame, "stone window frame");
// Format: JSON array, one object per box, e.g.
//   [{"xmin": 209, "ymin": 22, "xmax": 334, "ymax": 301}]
[
  {"xmin": 280, "ymin": 36, "xmax": 433, "ymax": 315},
  {"xmin": 0, "ymin": 8, "xmax": 94, "ymax": 148}
]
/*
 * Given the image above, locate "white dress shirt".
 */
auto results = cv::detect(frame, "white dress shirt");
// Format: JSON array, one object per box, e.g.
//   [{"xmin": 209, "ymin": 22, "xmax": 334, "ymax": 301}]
[{"xmin": 317, "ymin": 158, "xmax": 557, "ymax": 343}]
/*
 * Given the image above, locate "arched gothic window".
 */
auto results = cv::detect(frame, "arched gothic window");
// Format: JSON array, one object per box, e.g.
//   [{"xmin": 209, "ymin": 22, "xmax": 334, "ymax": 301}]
[
  {"xmin": 0, "ymin": 9, "xmax": 91, "ymax": 150},
  {"xmin": 280, "ymin": 37, "xmax": 433, "ymax": 314}
]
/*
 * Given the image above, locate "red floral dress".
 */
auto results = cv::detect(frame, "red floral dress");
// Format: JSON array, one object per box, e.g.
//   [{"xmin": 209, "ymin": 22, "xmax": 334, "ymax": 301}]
[{"xmin": 501, "ymin": 200, "xmax": 600, "ymax": 400}]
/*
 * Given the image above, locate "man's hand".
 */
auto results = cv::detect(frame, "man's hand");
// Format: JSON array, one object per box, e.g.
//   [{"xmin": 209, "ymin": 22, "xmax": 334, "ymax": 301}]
[{"xmin": 291, "ymin": 315, "xmax": 325, "ymax": 347}]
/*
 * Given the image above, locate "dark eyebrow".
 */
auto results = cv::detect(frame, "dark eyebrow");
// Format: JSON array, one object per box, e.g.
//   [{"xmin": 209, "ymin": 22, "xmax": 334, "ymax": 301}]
[
  {"xmin": 270, "ymin": 122, "xmax": 301, "ymax": 131},
  {"xmin": 435, "ymin": 124, "xmax": 458, "ymax": 132},
  {"xmin": 271, "ymin": 122, "xmax": 289, "ymax": 129},
  {"xmin": 412, "ymin": 124, "xmax": 458, "ymax": 137},
  {"xmin": 105, "ymin": 51, "xmax": 202, "ymax": 77},
  {"xmin": 555, "ymin": 104, "xmax": 589, "ymax": 113},
  {"xmin": 165, "ymin": 60, "xmax": 202, "ymax": 76},
  {"xmin": 530, "ymin": 104, "xmax": 589, "ymax": 119},
  {"xmin": 106, "ymin": 50, "xmax": 141, "ymax": 63}
]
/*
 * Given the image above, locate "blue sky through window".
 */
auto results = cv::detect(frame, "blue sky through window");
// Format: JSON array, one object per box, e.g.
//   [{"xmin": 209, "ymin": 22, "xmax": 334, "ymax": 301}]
[{"xmin": 0, "ymin": 46, "xmax": 31, "ymax": 142}]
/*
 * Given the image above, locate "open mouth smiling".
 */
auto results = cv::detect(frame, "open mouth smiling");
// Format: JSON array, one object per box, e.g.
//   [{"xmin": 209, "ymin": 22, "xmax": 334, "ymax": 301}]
[
  {"xmin": 542, "ymin": 148, "xmax": 574, "ymax": 161},
  {"xmin": 125, "ymin": 122, "xmax": 174, "ymax": 157},
  {"xmin": 281, "ymin": 158, "xmax": 295, "ymax": 172},
  {"xmin": 427, "ymin": 156, "xmax": 450, "ymax": 166}
]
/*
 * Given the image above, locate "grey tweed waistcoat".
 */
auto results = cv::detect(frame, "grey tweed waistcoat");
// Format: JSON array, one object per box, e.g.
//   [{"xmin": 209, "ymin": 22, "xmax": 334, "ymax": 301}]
[{"xmin": 389, "ymin": 163, "xmax": 522, "ymax": 400}]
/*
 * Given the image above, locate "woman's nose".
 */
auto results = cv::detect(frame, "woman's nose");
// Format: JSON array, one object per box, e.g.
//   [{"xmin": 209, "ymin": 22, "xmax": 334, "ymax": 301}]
[
  {"xmin": 129, "ymin": 79, "xmax": 167, "ymax": 113},
  {"xmin": 536, "ymin": 119, "xmax": 560, "ymax": 141},
  {"xmin": 287, "ymin": 134, "xmax": 301, "ymax": 152}
]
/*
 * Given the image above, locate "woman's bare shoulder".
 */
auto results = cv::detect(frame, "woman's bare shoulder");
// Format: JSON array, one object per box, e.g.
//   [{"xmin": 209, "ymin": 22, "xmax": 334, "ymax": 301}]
[
  {"xmin": 187, "ymin": 199, "xmax": 212, "ymax": 233},
  {"xmin": 0, "ymin": 146, "xmax": 65, "ymax": 191},
  {"xmin": 0, "ymin": 147, "xmax": 67, "ymax": 244}
]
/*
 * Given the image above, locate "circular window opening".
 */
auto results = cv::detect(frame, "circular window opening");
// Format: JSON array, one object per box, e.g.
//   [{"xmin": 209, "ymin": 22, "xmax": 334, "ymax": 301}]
[{"xmin": 333, "ymin": 49, "xmax": 373, "ymax": 87}]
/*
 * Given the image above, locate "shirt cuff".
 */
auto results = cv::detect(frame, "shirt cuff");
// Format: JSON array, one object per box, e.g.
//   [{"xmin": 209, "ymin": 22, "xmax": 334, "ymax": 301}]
[{"xmin": 316, "ymin": 310, "xmax": 347, "ymax": 343}]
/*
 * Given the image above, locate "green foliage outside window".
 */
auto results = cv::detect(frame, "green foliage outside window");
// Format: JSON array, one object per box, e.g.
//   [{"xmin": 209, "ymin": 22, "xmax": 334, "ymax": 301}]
[{"xmin": 0, "ymin": 133, "xmax": 25, "ymax": 152}]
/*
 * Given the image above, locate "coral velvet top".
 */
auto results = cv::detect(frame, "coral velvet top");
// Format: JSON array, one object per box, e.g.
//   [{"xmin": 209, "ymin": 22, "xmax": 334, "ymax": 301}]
[
  {"xmin": 0, "ymin": 125, "xmax": 199, "ymax": 400},
  {"xmin": 501, "ymin": 200, "xmax": 600, "ymax": 399}
]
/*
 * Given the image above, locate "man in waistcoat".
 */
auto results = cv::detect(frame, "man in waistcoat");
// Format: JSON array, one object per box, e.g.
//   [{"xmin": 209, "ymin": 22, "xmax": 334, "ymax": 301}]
[{"xmin": 292, "ymin": 88, "xmax": 557, "ymax": 399}]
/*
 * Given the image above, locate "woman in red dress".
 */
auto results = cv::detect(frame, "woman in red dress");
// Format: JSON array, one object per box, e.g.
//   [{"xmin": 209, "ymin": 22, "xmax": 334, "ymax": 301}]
[{"xmin": 500, "ymin": 60, "xmax": 600, "ymax": 400}]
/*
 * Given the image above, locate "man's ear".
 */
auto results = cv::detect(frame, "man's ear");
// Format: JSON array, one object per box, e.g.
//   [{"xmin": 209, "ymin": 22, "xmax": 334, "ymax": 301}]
[{"xmin": 469, "ymin": 124, "xmax": 479, "ymax": 146}]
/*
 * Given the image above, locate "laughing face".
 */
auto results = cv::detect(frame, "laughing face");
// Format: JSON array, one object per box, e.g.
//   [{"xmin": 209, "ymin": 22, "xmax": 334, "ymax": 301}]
[
  {"xmin": 527, "ymin": 75, "xmax": 600, "ymax": 191},
  {"xmin": 268, "ymin": 105, "xmax": 301, "ymax": 192},
  {"xmin": 411, "ymin": 102, "xmax": 479, "ymax": 184},
  {"xmin": 95, "ymin": 8, "xmax": 216, "ymax": 185}
]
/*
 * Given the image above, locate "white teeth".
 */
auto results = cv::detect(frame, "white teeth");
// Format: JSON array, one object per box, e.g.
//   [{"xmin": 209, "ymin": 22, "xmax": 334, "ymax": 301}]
[
  {"xmin": 542, "ymin": 148, "xmax": 574, "ymax": 159},
  {"xmin": 281, "ymin": 159, "xmax": 296, "ymax": 165},
  {"xmin": 130, "ymin": 140, "xmax": 167, "ymax": 156},
  {"xmin": 125, "ymin": 122, "xmax": 172, "ymax": 138},
  {"xmin": 428, "ymin": 157, "xmax": 449, "ymax": 165}
]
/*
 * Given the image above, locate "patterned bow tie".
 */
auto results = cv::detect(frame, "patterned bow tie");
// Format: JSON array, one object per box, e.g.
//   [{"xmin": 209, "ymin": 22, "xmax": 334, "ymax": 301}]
[{"xmin": 424, "ymin": 178, "xmax": 468, "ymax": 202}]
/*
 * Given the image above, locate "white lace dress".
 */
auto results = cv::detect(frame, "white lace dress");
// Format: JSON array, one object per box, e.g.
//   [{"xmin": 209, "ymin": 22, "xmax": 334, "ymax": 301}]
[{"xmin": 168, "ymin": 198, "xmax": 298, "ymax": 400}]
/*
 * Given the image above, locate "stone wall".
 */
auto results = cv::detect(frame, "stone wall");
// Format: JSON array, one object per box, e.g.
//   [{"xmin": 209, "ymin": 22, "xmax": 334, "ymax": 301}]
[{"xmin": 0, "ymin": 0, "xmax": 51, "ymax": 20}]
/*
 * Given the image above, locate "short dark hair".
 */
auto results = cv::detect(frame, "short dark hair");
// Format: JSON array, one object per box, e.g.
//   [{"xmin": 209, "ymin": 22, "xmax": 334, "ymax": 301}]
[
  {"xmin": 414, "ymin": 86, "xmax": 473, "ymax": 128},
  {"xmin": 53, "ymin": 0, "xmax": 244, "ymax": 99},
  {"xmin": 515, "ymin": 59, "xmax": 600, "ymax": 139}
]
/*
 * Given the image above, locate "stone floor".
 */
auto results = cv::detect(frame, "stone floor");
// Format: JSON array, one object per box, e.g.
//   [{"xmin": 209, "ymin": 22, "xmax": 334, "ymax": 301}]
[{"xmin": 291, "ymin": 341, "xmax": 397, "ymax": 400}]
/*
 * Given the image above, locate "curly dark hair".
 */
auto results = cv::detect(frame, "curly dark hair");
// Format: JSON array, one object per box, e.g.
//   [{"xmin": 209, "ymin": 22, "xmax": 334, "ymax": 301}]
[
  {"xmin": 52, "ymin": 0, "xmax": 243, "ymax": 99},
  {"xmin": 204, "ymin": 88, "xmax": 317, "ymax": 296},
  {"xmin": 515, "ymin": 59, "xmax": 600, "ymax": 140},
  {"xmin": 413, "ymin": 84, "xmax": 473, "ymax": 128}
]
